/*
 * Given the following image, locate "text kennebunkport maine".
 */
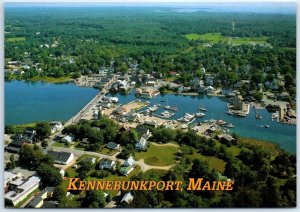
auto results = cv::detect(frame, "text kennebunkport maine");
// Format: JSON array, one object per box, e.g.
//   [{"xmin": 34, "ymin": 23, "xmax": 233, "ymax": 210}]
[{"xmin": 67, "ymin": 178, "xmax": 234, "ymax": 191}]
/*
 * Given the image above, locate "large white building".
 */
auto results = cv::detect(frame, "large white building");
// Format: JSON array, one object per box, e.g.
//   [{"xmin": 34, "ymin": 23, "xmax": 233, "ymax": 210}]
[{"xmin": 5, "ymin": 175, "xmax": 40, "ymax": 206}]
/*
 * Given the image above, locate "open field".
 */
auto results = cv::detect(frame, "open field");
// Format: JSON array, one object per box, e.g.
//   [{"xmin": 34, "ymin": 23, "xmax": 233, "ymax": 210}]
[
  {"xmin": 5, "ymin": 37, "xmax": 26, "ymax": 42},
  {"xmin": 231, "ymin": 36, "xmax": 269, "ymax": 45},
  {"xmin": 184, "ymin": 33, "xmax": 229, "ymax": 43},
  {"xmin": 184, "ymin": 33, "xmax": 270, "ymax": 46},
  {"xmin": 135, "ymin": 144, "xmax": 179, "ymax": 166},
  {"xmin": 30, "ymin": 76, "xmax": 74, "ymax": 83}
]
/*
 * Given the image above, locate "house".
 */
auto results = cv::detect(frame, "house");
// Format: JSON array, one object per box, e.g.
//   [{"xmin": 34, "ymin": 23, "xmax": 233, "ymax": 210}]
[
  {"xmin": 124, "ymin": 156, "xmax": 135, "ymax": 167},
  {"xmin": 5, "ymin": 176, "xmax": 40, "ymax": 206},
  {"xmin": 99, "ymin": 159, "xmax": 116, "ymax": 170},
  {"xmin": 141, "ymin": 129, "xmax": 152, "ymax": 140},
  {"xmin": 222, "ymin": 89, "xmax": 236, "ymax": 97},
  {"xmin": 119, "ymin": 166, "xmax": 134, "ymax": 176},
  {"xmin": 107, "ymin": 142, "xmax": 120, "ymax": 150},
  {"xmin": 27, "ymin": 187, "xmax": 54, "ymax": 208},
  {"xmin": 205, "ymin": 86, "xmax": 215, "ymax": 94},
  {"xmin": 217, "ymin": 134, "xmax": 237, "ymax": 145},
  {"xmin": 50, "ymin": 121, "xmax": 63, "ymax": 134},
  {"xmin": 190, "ymin": 78, "xmax": 205, "ymax": 94},
  {"xmin": 61, "ymin": 135, "xmax": 74, "ymax": 144},
  {"xmin": 22, "ymin": 128, "xmax": 36, "ymax": 143},
  {"xmin": 121, "ymin": 192, "xmax": 134, "ymax": 204},
  {"xmin": 204, "ymin": 74, "xmax": 214, "ymax": 86},
  {"xmin": 5, "ymin": 139, "xmax": 29, "ymax": 153},
  {"xmin": 113, "ymin": 107, "xmax": 127, "ymax": 116},
  {"xmin": 47, "ymin": 150, "xmax": 74, "ymax": 165},
  {"xmin": 135, "ymin": 137, "xmax": 148, "ymax": 151}
]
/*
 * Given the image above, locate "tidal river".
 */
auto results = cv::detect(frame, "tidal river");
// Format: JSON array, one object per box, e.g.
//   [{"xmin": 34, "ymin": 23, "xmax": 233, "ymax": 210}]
[
  {"xmin": 107, "ymin": 91, "xmax": 296, "ymax": 154},
  {"xmin": 5, "ymin": 80, "xmax": 98, "ymax": 126},
  {"xmin": 5, "ymin": 80, "xmax": 296, "ymax": 154}
]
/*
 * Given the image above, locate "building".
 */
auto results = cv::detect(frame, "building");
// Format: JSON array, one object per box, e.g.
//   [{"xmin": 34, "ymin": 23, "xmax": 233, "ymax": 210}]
[
  {"xmin": 27, "ymin": 187, "xmax": 54, "ymax": 208},
  {"xmin": 5, "ymin": 176, "xmax": 40, "ymax": 206},
  {"xmin": 107, "ymin": 142, "xmax": 121, "ymax": 150},
  {"xmin": 124, "ymin": 156, "xmax": 135, "ymax": 167},
  {"xmin": 121, "ymin": 192, "xmax": 134, "ymax": 204},
  {"xmin": 5, "ymin": 139, "xmax": 29, "ymax": 153},
  {"xmin": 61, "ymin": 135, "xmax": 74, "ymax": 145},
  {"xmin": 141, "ymin": 129, "xmax": 152, "ymax": 140},
  {"xmin": 99, "ymin": 159, "xmax": 116, "ymax": 170},
  {"xmin": 217, "ymin": 134, "xmax": 237, "ymax": 145},
  {"xmin": 47, "ymin": 150, "xmax": 74, "ymax": 165},
  {"xmin": 49, "ymin": 121, "xmax": 63, "ymax": 134},
  {"xmin": 4, "ymin": 171, "xmax": 22, "ymax": 189},
  {"xmin": 135, "ymin": 137, "xmax": 148, "ymax": 151}
]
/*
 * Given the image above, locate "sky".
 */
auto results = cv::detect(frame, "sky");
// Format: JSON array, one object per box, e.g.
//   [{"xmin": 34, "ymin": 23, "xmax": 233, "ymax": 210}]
[{"xmin": 4, "ymin": 2, "xmax": 297, "ymax": 14}]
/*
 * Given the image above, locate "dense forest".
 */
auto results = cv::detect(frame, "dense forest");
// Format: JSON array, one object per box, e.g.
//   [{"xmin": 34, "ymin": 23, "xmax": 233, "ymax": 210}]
[{"xmin": 4, "ymin": 7, "xmax": 296, "ymax": 101}]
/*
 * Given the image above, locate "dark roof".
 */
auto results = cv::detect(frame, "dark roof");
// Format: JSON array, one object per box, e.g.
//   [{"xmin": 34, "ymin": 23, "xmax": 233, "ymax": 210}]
[
  {"xmin": 42, "ymin": 201, "xmax": 58, "ymax": 208},
  {"xmin": 107, "ymin": 142, "xmax": 119, "ymax": 149},
  {"xmin": 9, "ymin": 139, "xmax": 27, "ymax": 147},
  {"xmin": 27, "ymin": 196, "xmax": 43, "ymax": 208},
  {"xmin": 48, "ymin": 151, "xmax": 72, "ymax": 163}
]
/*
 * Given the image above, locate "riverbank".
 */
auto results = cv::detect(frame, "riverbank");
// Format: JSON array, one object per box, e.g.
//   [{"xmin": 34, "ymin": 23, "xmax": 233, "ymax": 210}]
[{"xmin": 5, "ymin": 75, "xmax": 74, "ymax": 84}]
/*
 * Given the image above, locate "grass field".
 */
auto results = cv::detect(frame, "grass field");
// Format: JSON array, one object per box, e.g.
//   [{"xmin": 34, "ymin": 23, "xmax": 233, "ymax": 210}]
[
  {"xmin": 30, "ymin": 76, "xmax": 74, "ymax": 83},
  {"xmin": 184, "ymin": 33, "xmax": 270, "ymax": 46},
  {"xmin": 135, "ymin": 144, "xmax": 179, "ymax": 166},
  {"xmin": 184, "ymin": 33, "xmax": 229, "ymax": 43},
  {"xmin": 188, "ymin": 153, "xmax": 227, "ymax": 173},
  {"xmin": 98, "ymin": 145, "xmax": 118, "ymax": 156},
  {"xmin": 231, "ymin": 36, "xmax": 269, "ymax": 45},
  {"xmin": 5, "ymin": 37, "xmax": 26, "ymax": 42}
]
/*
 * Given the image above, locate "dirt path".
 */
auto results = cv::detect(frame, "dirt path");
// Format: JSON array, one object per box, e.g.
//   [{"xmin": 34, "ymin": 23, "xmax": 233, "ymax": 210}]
[{"xmin": 150, "ymin": 142, "xmax": 179, "ymax": 148}]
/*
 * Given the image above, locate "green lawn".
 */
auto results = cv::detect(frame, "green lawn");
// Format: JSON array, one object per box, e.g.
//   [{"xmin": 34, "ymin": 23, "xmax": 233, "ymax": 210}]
[
  {"xmin": 30, "ymin": 76, "xmax": 74, "ymax": 83},
  {"xmin": 7, "ymin": 123, "xmax": 36, "ymax": 134},
  {"xmin": 52, "ymin": 141, "xmax": 68, "ymax": 148},
  {"xmin": 184, "ymin": 33, "xmax": 229, "ymax": 43},
  {"xmin": 135, "ymin": 144, "xmax": 179, "ymax": 166},
  {"xmin": 5, "ymin": 37, "xmax": 25, "ymax": 42},
  {"xmin": 98, "ymin": 145, "xmax": 118, "ymax": 156},
  {"xmin": 184, "ymin": 33, "xmax": 269, "ymax": 46},
  {"xmin": 231, "ymin": 36, "xmax": 269, "ymax": 45},
  {"xmin": 188, "ymin": 153, "xmax": 226, "ymax": 173}
]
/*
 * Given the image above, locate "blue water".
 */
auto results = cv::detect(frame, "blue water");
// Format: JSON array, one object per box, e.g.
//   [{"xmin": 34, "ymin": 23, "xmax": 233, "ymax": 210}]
[
  {"xmin": 5, "ymin": 80, "xmax": 99, "ymax": 125},
  {"xmin": 107, "ymin": 91, "xmax": 296, "ymax": 154}
]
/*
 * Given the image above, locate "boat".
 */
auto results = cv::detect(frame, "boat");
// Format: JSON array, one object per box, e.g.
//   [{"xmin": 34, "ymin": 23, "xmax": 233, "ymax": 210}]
[
  {"xmin": 199, "ymin": 107, "xmax": 207, "ymax": 111},
  {"xmin": 217, "ymin": 120, "xmax": 227, "ymax": 125},
  {"xmin": 226, "ymin": 110, "xmax": 233, "ymax": 115},
  {"xmin": 265, "ymin": 125, "xmax": 270, "ymax": 128},
  {"xmin": 195, "ymin": 112, "xmax": 205, "ymax": 118},
  {"xmin": 256, "ymin": 114, "xmax": 262, "ymax": 119},
  {"xmin": 224, "ymin": 123, "xmax": 234, "ymax": 128},
  {"xmin": 237, "ymin": 113, "xmax": 247, "ymax": 117},
  {"xmin": 160, "ymin": 100, "xmax": 166, "ymax": 102},
  {"xmin": 161, "ymin": 111, "xmax": 175, "ymax": 118}
]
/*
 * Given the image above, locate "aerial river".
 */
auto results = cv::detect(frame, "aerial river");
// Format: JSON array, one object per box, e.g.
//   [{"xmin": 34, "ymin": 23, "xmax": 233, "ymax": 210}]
[{"xmin": 5, "ymin": 80, "xmax": 296, "ymax": 154}]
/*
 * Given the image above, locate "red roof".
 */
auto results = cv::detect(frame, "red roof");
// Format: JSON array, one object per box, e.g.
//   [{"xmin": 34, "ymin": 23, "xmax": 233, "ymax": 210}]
[{"xmin": 169, "ymin": 71, "xmax": 177, "ymax": 75}]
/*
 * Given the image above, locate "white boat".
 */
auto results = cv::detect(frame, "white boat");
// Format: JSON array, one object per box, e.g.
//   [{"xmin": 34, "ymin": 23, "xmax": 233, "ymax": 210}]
[
  {"xmin": 265, "ymin": 125, "xmax": 270, "ymax": 128},
  {"xmin": 199, "ymin": 107, "xmax": 207, "ymax": 111},
  {"xmin": 195, "ymin": 112, "xmax": 205, "ymax": 118}
]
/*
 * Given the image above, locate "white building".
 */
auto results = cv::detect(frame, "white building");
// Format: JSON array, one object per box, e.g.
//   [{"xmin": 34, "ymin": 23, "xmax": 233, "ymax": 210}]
[
  {"xmin": 135, "ymin": 137, "xmax": 148, "ymax": 150},
  {"xmin": 5, "ymin": 176, "xmax": 40, "ymax": 206},
  {"xmin": 124, "ymin": 156, "xmax": 135, "ymax": 167},
  {"xmin": 121, "ymin": 192, "xmax": 134, "ymax": 204}
]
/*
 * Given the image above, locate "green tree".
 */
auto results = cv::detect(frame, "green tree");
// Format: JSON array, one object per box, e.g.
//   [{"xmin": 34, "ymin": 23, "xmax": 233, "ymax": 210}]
[
  {"xmin": 35, "ymin": 122, "xmax": 51, "ymax": 140},
  {"xmin": 37, "ymin": 164, "xmax": 63, "ymax": 187}
]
